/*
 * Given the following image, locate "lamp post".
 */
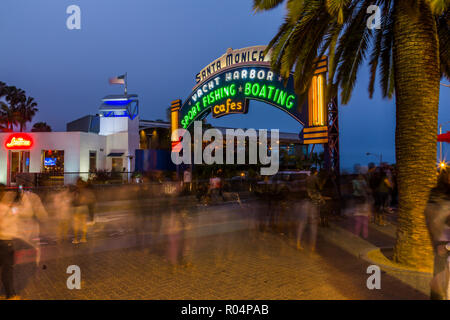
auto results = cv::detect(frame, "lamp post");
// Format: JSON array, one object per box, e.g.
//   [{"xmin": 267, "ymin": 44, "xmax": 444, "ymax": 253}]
[
  {"xmin": 439, "ymin": 83, "xmax": 449, "ymax": 165},
  {"xmin": 438, "ymin": 121, "xmax": 450, "ymax": 164},
  {"xmin": 366, "ymin": 152, "xmax": 382, "ymax": 167}
]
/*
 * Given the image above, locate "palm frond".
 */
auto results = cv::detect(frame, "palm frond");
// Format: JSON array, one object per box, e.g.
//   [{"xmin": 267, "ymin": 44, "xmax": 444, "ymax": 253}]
[
  {"xmin": 437, "ymin": 9, "xmax": 450, "ymax": 79},
  {"xmin": 426, "ymin": 0, "xmax": 450, "ymax": 15},
  {"xmin": 368, "ymin": 0, "xmax": 394, "ymax": 98},
  {"xmin": 253, "ymin": 0, "xmax": 286, "ymax": 12},
  {"xmin": 325, "ymin": 0, "xmax": 351, "ymax": 24},
  {"xmin": 335, "ymin": 1, "xmax": 374, "ymax": 104}
]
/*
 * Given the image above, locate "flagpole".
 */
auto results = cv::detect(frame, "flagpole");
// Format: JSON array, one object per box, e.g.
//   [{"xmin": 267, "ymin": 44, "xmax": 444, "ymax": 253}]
[{"xmin": 125, "ymin": 72, "xmax": 128, "ymax": 96}]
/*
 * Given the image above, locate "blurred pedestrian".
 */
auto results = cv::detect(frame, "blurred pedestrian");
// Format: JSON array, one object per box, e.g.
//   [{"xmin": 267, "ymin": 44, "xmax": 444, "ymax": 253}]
[
  {"xmin": 426, "ymin": 181, "xmax": 450, "ymax": 300},
  {"xmin": 306, "ymin": 167, "xmax": 326, "ymax": 227},
  {"xmin": 134, "ymin": 183, "xmax": 151, "ymax": 248},
  {"xmin": 71, "ymin": 184, "xmax": 88, "ymax": 244},
  {"xmin": 14, "ymin": 186, "xmax": 48, "ymax": 246},
  {"xmin": 48, "ymin": 188, "xmax": 73, "ymax": 242},
  {"xmin": 183, "ymin": 169, "xmax": 192, "ymax": 194},
  {"xmin": 320, "ymin": 170, "xmax": 340, "ymax": 225},
  {"xmin": 375, "ymin": 170, "xmax": 392, "ymax": 226},
  {"xmin": 76, "ymin": 178, "xmax": 96, "ymax": 225},
  {"xmin": 295, "ymin": 198, "xmax": 319, "ymax": 253},
  {"xmin": 350, "ymin": 171, "xmax": 371, "ymax": 239},
  {"xmin": 209, "ymin": 172, "xmax": 224, "ymax": 202},
  {"xmin": 164, "ymin": 209, "xmax": 186, "ymax": 272},
  {"xmin": 0, "ymin": 184, "xmax": 19, "ymax": 299}
]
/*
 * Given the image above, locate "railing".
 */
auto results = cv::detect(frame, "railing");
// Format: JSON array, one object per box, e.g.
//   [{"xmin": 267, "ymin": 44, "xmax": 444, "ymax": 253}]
[
  {"xmin": 14, "ymin": 171, "xmax": 139, "ymax": 188},
  {"xmin": 10, "ymin": 171, "xmax": 359, "ymax": 203}
]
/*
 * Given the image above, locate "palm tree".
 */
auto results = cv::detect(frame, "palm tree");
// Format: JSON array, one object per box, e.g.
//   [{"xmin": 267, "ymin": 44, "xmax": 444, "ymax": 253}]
[
  {"xmin": 0, "ymin": 103, "xmax": 10, "ymax": 132},
  {"xmin": 254, "ymin": 0, "xmax": 449, "ymax": 271},
  {"xmin": 0, "ymin": 81, "xmax": 7, "ymax": 97},
  {"xmin": 0, "ymin": 82, "xmax": 39, "ymax": 131},
  {"xmin": 1, "ymin": 85, "xmax": 24, "ymax": 131},
  {"xmin": 31, "ymin": 122, "xmax": 52, "ymax": 132},
  {"xmin": 0, "ymin": 102, "xmax": 19, "ymax": 131},
  {"xmin": 18, "ymin": 96, "xmax": 38, "ymax": 131},
  {"xmin": 0, "ymin": 82, "xmax": 9, "ymax": 131}
]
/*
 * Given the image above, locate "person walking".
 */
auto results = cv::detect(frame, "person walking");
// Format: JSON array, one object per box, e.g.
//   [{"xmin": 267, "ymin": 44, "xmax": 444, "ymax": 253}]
[
  {"xmin": 350, "ymin": 173, "xmax": 371, "ymax": 239},
  {"xmin": 49, "ymin": 187, "xmax": 73, "ymax": 242},
  {"xmin": 84, "ymin": 182, "xmax": 96, "ymax": 225},
  {"xmin": 295, "ymin": 198, "xmax": 319, "ymax": 253},
  {"xmin": 183, "ymin": 169, "xmax": 192, "ymax": 194},
  {"xmin": 75, "ymin": 178, "xmax": 96, "ymax": 225},
  {"xmin": 306, "ymin": 168, "xmax": 326, "ymax": 225},
  {"xmin": 367, "ymin": 164, "xmax": 380, "ymax": 223},
  {"xmin": 426, "ymin": 181, "xmax": 450, "ymax": 300},
  {"xmin": 320, "ymin": 171, "xmax": 340, "ymax": 226},
  {"xmin": 375, "ymin": 170, "xmax": 392, "ymax": 226},
  {"xmin": 0, "ymin": 185, "xmax": 19, "ymax": 299},
  {"xmin": 297, "ymin": 167, "xmax": 324, "ymax": 253},
  {"xmin": 70, "ymin": 184, "xmax": 88, "ymax": 244},
  {"xmin": 208, "ymin": 172, "xmax": 224, "ymax": 203}
]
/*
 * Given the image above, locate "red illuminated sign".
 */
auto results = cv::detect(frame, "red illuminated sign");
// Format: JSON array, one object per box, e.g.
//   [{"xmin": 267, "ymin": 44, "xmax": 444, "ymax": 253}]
[{"xmin": 5, "ymin": 133, "xmax": 34, "ymax": 150}]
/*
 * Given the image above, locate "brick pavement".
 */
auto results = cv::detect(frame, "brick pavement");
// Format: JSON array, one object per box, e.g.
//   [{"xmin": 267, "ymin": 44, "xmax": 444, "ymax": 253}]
[{"xmin": 12, "ymin": 228, "xmax": 427, "ymax": 300}]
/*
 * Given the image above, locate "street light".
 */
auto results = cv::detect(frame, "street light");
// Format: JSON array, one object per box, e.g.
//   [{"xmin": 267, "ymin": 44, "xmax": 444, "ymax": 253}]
[
  {"xmin": 438, "ymin": 121, "xmax": 450, "ymax": 163},
  {"xmin": 438, "ymin": 83, "xmax": 449, "ymax": 168},
  {"xmin": 366, "ymin": 152, "xmax": 382, "ymax": 167}
]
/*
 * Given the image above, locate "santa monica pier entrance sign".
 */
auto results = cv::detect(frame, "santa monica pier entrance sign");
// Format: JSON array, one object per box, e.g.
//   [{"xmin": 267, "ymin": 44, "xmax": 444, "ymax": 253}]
[
  {"xmin": 169, "ymin": 46, "xmax": 338, "ymax": 169},
  {"xmin": 175, "ymin": 46, "xmax": 308, "ymax": 129},
  {"xmin": 171, "ymin": 46, "xmax": 328, "ymax": 131}
]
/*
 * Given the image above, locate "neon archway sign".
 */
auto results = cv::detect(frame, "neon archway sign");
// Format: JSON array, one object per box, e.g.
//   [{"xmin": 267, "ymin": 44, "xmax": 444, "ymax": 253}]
[
  {"xmin": 171, "ymin": 46, "xmax": 328, "ymax": 143},
  {"xmin": 178, "ymin": 63, "xmax": 308, "ymax": 129}
]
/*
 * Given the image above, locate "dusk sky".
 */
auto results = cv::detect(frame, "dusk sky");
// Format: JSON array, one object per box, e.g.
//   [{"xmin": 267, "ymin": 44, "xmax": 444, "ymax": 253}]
[{"xmin": 1, "ymin": 0, "xmax": 449, "ymax": 170}]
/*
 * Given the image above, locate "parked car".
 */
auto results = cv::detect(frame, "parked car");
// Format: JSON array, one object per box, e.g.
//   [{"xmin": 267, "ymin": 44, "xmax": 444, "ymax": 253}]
[{"xmin": 256, "ymin": 170, "xmax": 310, "ymax": 194}]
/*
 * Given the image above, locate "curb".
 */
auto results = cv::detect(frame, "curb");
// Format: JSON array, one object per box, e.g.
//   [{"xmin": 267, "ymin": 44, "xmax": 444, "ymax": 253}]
[
  {"xmin": 361, "ymin": 248, "xmax": 432, "ymax": 296},
  {"xmin": 321, "ymin": 222, "xmax": 432, "ymax": 296}
]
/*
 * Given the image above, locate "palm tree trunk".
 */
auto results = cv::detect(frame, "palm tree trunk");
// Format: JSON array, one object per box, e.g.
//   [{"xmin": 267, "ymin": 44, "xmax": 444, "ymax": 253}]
[{"xmin": 392, "ymin": 0, "xmax": 440, "ymax": 272}]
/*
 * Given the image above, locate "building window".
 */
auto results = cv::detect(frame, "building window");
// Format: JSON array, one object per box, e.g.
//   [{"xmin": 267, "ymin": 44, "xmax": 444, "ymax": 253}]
[
  {"xmin": 9, "ymin": 151, "xmax": 30, "ymax": 184},
  {"xmin": 89, "ymin": 151, "xmax": 97, "ymax": 172},
  {"xmin": 42, "ymin": 150, "xmax": 64, "ymax": 174}
]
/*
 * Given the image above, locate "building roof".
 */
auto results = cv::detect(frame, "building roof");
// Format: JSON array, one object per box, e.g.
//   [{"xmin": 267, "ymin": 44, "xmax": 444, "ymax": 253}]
[
  {"xmin": 66, "ymin": 115, "xmax": 100, "ymax": 134},
  {"xmin": 101, "ymin": 94, "xmax": 138, "ymax": 101},
  {"xmin": 139, "ymin": 120, "xmax": 171, "ymax": 130},
  {"xmin": 138, "ymin": 120, "xmax": 301, "ymax": 143}
]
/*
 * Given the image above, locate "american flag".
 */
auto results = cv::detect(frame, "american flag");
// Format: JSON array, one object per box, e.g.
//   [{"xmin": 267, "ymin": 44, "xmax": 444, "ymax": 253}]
[{"xmin": 109, "ymin": 74, "xmax": 126, "ymax": 85}]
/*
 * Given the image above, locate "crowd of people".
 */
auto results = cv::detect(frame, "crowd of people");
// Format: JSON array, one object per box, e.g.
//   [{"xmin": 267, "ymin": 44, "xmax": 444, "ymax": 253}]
[
  {"xmin": 426, "ymin": 169, "xmax": 450, "ymax": 300},
  {"xmin": 344, "ymin": 162, "xmax": 398, "ymax": 237},
  {"xmin": 0, "ymin": 178, "xmax": 98, "ymax": 299},
  {"xmin": 0, "ymin": 163, "xmax": 448, "ymax": 299},
  {"xmin": 0, "ymin": 184, "xmax": 48, "ymax": 299}
]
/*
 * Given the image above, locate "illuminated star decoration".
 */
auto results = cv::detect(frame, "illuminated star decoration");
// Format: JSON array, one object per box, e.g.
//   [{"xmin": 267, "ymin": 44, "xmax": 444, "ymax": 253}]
[
  {"xmin": 438, "ymin": 160, "xmax": 448, "ymax": 170},
  {"xmin": 238, "ymin": 86, "xmax": 243, "ymax": 93}
]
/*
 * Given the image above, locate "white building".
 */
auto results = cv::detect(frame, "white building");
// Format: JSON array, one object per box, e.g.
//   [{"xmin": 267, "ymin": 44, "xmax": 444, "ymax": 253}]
[{"xmin": 0, "ymin": 94, "xmax": 140, "ymax": 186}]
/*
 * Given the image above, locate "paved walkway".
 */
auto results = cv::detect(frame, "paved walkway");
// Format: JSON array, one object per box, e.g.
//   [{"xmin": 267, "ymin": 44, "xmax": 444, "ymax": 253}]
[{"xmin": 6, "ymin": 203, "xmax": 427, "ymax": 300}]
